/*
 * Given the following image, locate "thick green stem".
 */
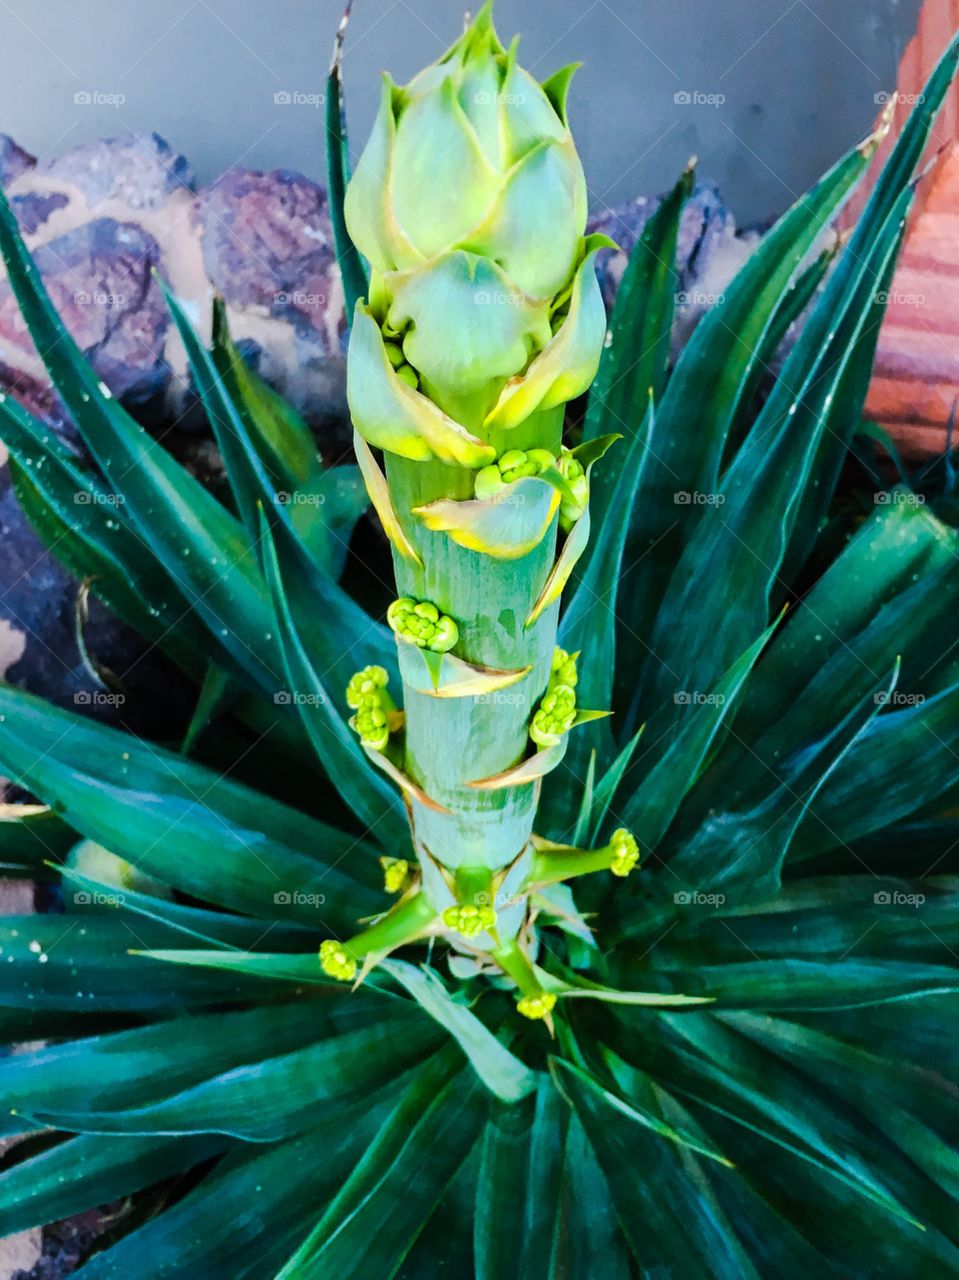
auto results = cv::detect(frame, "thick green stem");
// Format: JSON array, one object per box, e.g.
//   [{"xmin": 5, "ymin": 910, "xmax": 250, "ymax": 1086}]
[{"xmin": 384, "ymin": 408, "xmax": 564, "ymax": 876}]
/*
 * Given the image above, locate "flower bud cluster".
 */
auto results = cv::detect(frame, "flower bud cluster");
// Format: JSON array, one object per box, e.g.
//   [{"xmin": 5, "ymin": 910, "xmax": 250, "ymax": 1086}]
[
  {"xmin": 388, "ymin": 597, "xmax": 459, "ymax": 653},
  {"xmin": 530, "ymin": 647, "xmax": 579, "ymax": 747},
  {"xmin": 346, "ymin": 665, "xmax": 396, "ymax": 752}
]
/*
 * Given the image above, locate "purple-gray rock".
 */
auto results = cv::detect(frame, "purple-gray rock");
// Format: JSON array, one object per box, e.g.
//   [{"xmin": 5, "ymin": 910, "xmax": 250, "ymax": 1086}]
[
  {"xmin": 0, "ymin": 218, "xmax": 169, "ymax": 405},
  {"xmin": 0, "ymin": 133, "xmax": 35, "ymax": 186},
  {"xmin": 194, "ymin": 167, "xmax": 347, "ymax": 430},
  {"xmin": 35, "ymin": 131, "xmax": 194, "ymax": 212},
  {"xmin": 588, "ymin": 179, "xmax": 759, "ymax": 352}
]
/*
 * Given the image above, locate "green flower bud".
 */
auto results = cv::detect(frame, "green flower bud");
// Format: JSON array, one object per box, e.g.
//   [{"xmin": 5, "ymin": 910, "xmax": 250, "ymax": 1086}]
[
  {"xmin": 609, "ymin": 828, "xmax": 640, "ymax": 878},
  {"xmin": 345, "ymin": 3, "xmax": 610, "ymax": 441},
  {"xmin": 550, "ymin": 647, "xmax": 579, "ymax": 690},
  {"xmin": 380, "ymin": 857, "xmax": 411, "ymax": 895},
  {"xmin": 346, "ymin": 666, "xmax": 397, "ymax": 752},
  {"xmin": 383, "ymin": 341, "xmax": 406, "ymax": 369},
  {"xmin": 394, "ymin": 363, "xmax": 419, "ymax": 390},
  {"xmin": 530, "ymin": 682, "xmax": 577, "ymax": 748},
  {"xmin": 516, "ymin": 991, "xmax": 557, "ymax": 1021},
  {"xmin": 443, "ymin": 903, "xmax": 498, "ymax": 938},
  {"xmin": 346, "ymin": 3, "xmax": 586, "ymax": 296},
  {"xmin": 320, "ymin": 939, "xmax": 357, "ymax": 983},
  {"xmin": 474, "ymin": 447, "xmax": 555, "ymax": 500},
  {"xmin": 388, "ymin": 596, "xmax": 459, "ymax": 653},
  {"xmin": 558, "ymin": 447, "xmax": 588, "ymax": 529},
  {"xmin": 346, "ymin": 665, "xmax": 390, "ymax": 709}
]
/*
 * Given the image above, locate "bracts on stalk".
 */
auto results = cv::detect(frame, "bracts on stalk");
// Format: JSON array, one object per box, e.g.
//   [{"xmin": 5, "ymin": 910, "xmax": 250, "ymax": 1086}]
[{"xmin": 326, "ymin": 1, "xmax": 639, "ymax": 1025}]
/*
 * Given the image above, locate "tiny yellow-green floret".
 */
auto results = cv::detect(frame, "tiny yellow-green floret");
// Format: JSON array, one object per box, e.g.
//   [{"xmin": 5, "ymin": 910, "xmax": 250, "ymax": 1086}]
[
  {"xmin": 516, "ymin": 991, "xmax": 557, "ymax": 1020},
  {"xmin": 443, "ymin": 903, "xmax": 498, "ymax": 938},
  {"xmin": 610, "ymin": 828, "xmax": 640, "ymax": 878},
  {"xmin": 388, "ymin": 597, "xmax": 459, "ymax": 653},
  {"xmin": 320, "ymin": 939, "xmax": 357, "ymax": 982},
  {"xmin": 346, "ymin": 665, "xmax": 390, "ymax": 709},
  {"xmin": 474, "ymin": 448, "xmax": 556, "ymax": 501},
  {"xmin": 558, "ymin": 448, "xmax": 589, "ymax": 530},
  {"xmin": 551, "ymin": 647, "xmax": 579, "ymax": 690},
  {"xmin": 381, "ymin": 857, "xmax": 411, "ymax": 895}
]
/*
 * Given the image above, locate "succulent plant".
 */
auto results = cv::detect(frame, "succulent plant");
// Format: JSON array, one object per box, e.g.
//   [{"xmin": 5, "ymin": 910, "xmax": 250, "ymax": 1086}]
[{"xmin": 0, "ymin": 4, "xmax": 957, "ymax": 1275}]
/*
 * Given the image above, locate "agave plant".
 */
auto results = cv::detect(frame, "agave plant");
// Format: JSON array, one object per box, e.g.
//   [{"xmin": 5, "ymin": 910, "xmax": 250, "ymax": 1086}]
[{"xmin": 0, "ymin": 3, "xmax": 959, "ymax": 1274}]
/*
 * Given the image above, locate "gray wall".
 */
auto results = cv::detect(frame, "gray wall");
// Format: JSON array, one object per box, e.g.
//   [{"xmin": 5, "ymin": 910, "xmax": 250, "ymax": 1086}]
[{"xmin": 0, "ymin": 0, "xmax": 922, "ymax": 222}]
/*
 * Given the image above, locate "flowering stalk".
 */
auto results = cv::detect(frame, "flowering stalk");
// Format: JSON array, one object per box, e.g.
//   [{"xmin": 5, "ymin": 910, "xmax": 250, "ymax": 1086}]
[{"xmin": 334, "ymin": 1, "xmax": 632, "ymax": 1017}]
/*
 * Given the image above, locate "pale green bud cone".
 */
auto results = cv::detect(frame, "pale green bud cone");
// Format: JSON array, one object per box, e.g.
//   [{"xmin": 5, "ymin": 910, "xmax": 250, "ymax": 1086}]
[
  {"xmin": 346, "ymin": 2, "xmax": 585, "ymax": 293},
  {"xmin": 345, "ymin": 2, "xmax": 608, "ymax": 449}
]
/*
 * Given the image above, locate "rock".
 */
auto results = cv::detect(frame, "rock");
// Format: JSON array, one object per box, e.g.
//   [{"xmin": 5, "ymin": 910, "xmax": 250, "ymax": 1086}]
[
  {"xmin": 588, "ymin": 180, "xmax": 760, "ymax": 355},
  {"xmin": 0, "ymin": 135, "xmax": 35, "ymax": 186},
  {"xmin": 194, "ymin": 167, "xmax": 347, "ymax": 436},
  {"xmin": 9, "ymin": 1209, "xmax": 117, "ymax": 1280},
  {"xmin": 0, "ymin": 218, "xmax": 169, "ymax": 407},
  {"xmin": 0, "ymin": 133, "xmax": 347, "ymax": 440}
]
